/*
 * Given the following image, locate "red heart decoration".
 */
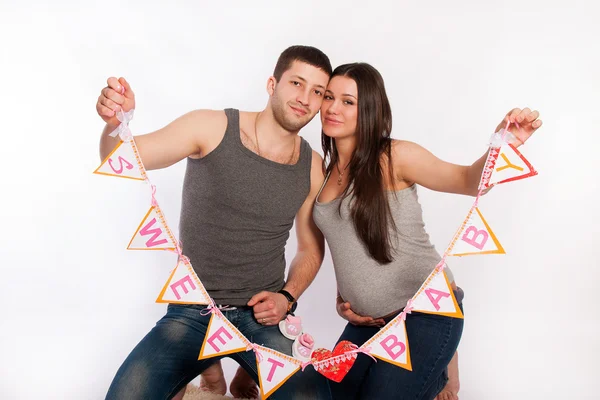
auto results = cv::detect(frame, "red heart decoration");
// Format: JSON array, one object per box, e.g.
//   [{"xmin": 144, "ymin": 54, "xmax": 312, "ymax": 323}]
[{"xmin": 310, "ymin": 340, "xmax": 357, "ymax": 383}]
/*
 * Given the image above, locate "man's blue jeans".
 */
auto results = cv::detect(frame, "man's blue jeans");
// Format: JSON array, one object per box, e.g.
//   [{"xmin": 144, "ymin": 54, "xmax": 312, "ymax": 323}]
[{"xmin": 106, "ymin": 304, "xmax": 331, "ymax": 399}]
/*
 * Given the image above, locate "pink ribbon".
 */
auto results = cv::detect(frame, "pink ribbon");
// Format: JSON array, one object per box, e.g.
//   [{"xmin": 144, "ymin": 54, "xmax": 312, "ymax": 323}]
[
  {"xmin": 349, "ymin": 345, "xmax": 377, "ymax": 362},
  {"xmin": 246, "ymin": 343, "xmax": 263, "ymax": 363},
  {"xmin": 108, "ymin": 108, "xmax": 135, "ymax": 140},
  {"xmin": 199, "ymin": 303, "xmax": 219, "ymax": 316},
  {"xmin": 166, "ymin": 240, "xmax": 188, "ymax": 263},
  {"xmin": 151, "ymin": 185, "xmax": 159, "ymax": 207},
  {"xmin": 500, "ymin": 119, "xmax": 511, "ymax": 141},
  {"xmin": 399, "ymin": 298, "xmax": 415, "ymax": 322},
  {"xmin": 312, "ymin": 344, "xmax": 377, "ymax": 369},
  {"xmin": 500, "ymin": 120, "xmax": 526, "ymax": 146},
  {"xmin": 301, "ymin": 361, "xmax": 313, "ymax": 372}
]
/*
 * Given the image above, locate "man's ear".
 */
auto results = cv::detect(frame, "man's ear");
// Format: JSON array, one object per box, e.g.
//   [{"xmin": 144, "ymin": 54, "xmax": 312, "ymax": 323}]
[{"xmin": 266, "ymin": 76, "xmax": 277, "ymax": 96}]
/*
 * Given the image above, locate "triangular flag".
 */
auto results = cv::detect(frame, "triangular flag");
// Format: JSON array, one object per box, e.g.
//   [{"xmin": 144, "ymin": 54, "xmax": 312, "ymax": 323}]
[
  {"xmin": 254, "ymin": 345, "xmax": 301, "ymax": 399},
  {"xmin": 411, "ymin": 269, "xmax": 463, "ymax": 319},
  {"xmin": 447, "ymin": 207, "xmax": 504, "ymax": 256},
  {"xmin": 156, "ymin": 258, "xmax": 211, "ymax": 305},
  {"xmin": 485, "ymin": 143, "xmax": 537, "ymax": 188},
  {"xmin": 127, "ymin": 206, "xmax": 177, "ymax": 250},
  {"xmin": 198, "ymin": 311, "xmax": 249, "ymax": 360},
  {"xmin": 362, "ymin": 318, "xmax": 412, "ymax": 371},
  {"xmin": 93, "ymin": 140, "xmax": 147, "ymax": 181}
]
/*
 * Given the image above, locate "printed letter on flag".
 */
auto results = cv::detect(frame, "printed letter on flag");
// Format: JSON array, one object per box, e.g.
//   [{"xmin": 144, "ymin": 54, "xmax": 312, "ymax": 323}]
[
  {"xmin": 411, "ymin": 270, "xmax": 463, "ymax": 318},
  {"xmin": 254, "ymin": 345, "xmax": 301, "ymax": 399},
  {"xmin": 198, "ymin": 311, "xmax": 248, "ymax": 359},
  {"xmin": 156, "ymin": 259, "xmax": 211, "ymax": 305},
  {"xmin": 362, "ymin": 318, "xmax": 412, "ymax": 371},
  {"xmin": 485, "ymin": 144, "xmax": 537, "ymax": 188},
  {"xmin": 448, "ymin": 207, "xmax": 504, "ymax": 257},
  {"xmin": 128, "ymin": 206, "xmax": 177, "ymax": 250},
  {"xmin": 94, "ymin": 140, "xmax": 146, "ymax": 181}
]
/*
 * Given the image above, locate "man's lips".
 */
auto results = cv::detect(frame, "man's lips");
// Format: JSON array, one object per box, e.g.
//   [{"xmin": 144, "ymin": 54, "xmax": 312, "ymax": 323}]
[{"xmin": 290, "ymin": 105, "xmax": 308, "ymax": 116}]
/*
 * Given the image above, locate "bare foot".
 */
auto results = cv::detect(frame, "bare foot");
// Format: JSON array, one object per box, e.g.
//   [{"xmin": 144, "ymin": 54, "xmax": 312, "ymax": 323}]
[
  {"xmin": 199, "ymin": 362, "xmax": 227, "ymax": 395},
  {"xmin": 435, "ymin": 380, "xmax": 459, "ymax": 400},
  {"xmin": 230, "ymin": 366, "xmax": 259, "ymax": 399},
  {"xmin": 436, "ymin": 351, "xmax": 460, "ymax": 400}
]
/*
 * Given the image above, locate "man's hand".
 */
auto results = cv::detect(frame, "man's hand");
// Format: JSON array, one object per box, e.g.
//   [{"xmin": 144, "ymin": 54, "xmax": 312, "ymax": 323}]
[
  {"xmin": 96, "ymin": 77, "xmax": 136, "ymax": 128},
  {"xmin": 496, "ymin": 107, "xmax": 542, "ymax": 147},
  {"xmin": 336, "ymin": 296, "xmax": 385, "ymax": 327},
  {"xmin": 247, "ymin": 291, "xmax": 289, "ymax": 326}
]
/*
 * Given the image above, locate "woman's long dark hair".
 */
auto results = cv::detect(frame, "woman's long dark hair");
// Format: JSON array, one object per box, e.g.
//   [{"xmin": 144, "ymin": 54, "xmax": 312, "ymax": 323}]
[{"xmin": 322, "ymin": 62, "xmax": 396, "ymax": 264}]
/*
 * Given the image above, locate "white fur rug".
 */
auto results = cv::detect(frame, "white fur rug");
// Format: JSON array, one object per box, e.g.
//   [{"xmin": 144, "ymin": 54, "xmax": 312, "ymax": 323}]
[{"xmin": 181, "ymin": 384, "xmax": 255, "ymax": 400}]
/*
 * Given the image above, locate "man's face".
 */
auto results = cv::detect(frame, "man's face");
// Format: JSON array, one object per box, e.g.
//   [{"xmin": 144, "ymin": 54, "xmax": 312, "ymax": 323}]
[{"xmin": 269, "ymin": 61, "xmax": 330, "ymax": 132}]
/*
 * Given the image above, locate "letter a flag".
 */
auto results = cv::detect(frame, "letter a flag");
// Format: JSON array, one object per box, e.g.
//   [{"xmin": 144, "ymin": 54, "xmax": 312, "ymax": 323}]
[
  {"xmin": 127, "ymin": 206, "xmax": 177, "ymax": 250},
  {"xmin": 156, "ymin": 258, "xmax": 211, "ymax": 305},
  {"xmin": 362, "ymin": 318, "xmax": 412, "ymax": 371},
  {"xmin": 411, "ymin": 269, "xmax": 463, "ymax": 319},
  {"xmin": 198, "ymin": 310, "xmax": 249, "ymax": 360},
  {"xmin": 94, "ymin": 140, "xmax": 147, "ymax": 181},
  {"xmin": 447, "ymin": 207, "xmax": 504, "ymax": 257},
  {"xmin": 254, "ymin": 345, "xmax": 301, "ymax": 399}
]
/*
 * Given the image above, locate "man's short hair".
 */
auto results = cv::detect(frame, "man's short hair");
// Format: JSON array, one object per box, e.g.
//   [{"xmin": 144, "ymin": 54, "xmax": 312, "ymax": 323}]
[{"xmin": 273, "ymin": 45, "xmax": 332, "ymax": 81}]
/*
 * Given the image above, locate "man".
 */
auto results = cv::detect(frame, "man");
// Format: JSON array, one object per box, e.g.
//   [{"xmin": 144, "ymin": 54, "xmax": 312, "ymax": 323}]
[{"xmin": 97, "ymin": 45, "xmax": 332, "ymax": 399}]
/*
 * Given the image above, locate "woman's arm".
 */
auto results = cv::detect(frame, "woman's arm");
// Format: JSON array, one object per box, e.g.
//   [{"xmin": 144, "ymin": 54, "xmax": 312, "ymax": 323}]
[{"xmin": 394, "ymin": 108, "xmax": 542, "ymax": 196}]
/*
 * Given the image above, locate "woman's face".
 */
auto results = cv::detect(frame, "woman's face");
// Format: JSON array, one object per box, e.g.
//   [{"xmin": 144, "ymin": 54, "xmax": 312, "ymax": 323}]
[{"xmin": 320, "ymin": 75, "xmax": 358, "ymax": 139}]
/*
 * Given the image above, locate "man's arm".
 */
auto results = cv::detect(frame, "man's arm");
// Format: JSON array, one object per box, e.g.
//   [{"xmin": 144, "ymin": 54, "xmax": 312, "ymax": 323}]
[
  {"xmin": 97, "ymin": 77, "xmax": 226, "ymax": 170},
  {"xmin": 248, "ymin": 150, "xmax": 326, "ymax": 324},
  {"xmin": 282, "ymin": 150, "xmax": 326, "ymax": 299}
]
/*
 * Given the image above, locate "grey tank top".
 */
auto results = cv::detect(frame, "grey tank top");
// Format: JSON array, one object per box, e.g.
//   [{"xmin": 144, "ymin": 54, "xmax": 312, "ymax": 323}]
[
  {"xmin": 313, "ymin": 173, "xmax": 454, "ymax": 318},
  {"xmin": 179, "ymin": 109, "xmax": 312, "ymax": 305}
]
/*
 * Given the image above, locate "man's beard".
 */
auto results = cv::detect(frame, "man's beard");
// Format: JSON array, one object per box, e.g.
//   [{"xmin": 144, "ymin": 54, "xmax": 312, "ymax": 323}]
[{"xmin": 271, "ymin": 90, "xmax": 312, "ymax": 132}]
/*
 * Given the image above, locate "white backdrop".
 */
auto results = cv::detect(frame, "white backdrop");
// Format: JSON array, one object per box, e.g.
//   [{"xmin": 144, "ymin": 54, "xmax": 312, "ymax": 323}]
[{"xmin": 1, "ymin": 1, "xmax": 599, "ymax": 399}]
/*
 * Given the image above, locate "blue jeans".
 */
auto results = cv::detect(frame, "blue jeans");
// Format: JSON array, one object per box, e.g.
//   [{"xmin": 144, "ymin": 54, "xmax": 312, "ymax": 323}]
[
  {"xmin": 106, "ymin": 304, "xmax": 331, "ymax": 400},
  {"xmin": 330, "ymin": 291, "xmax": 464, "ymax": 400}
]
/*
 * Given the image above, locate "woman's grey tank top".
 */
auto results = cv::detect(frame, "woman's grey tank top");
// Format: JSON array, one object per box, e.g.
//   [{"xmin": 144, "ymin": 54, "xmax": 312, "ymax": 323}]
[
  {"xmin": 178, "ymin": 109, "xmax": 312, "ymax": 305},
  {"xmin": 313, "ymin": 173, "xmax": 453, "ymax": 317}
]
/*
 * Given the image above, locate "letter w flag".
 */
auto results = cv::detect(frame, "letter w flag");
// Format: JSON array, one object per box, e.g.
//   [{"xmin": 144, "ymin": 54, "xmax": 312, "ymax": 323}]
[{"xmin": 128, "ymin": 206, "xmax": 177, "ymax": 251}]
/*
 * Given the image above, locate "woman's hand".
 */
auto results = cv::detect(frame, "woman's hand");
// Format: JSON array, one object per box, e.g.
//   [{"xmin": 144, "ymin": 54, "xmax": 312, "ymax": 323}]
[
  {"xmin": 336, "ymin": 295, "xmax": 385, "ymax": 327},
  {"xmin": 496, "ymin": 107, "xmax": 543, "ymax": 147}
]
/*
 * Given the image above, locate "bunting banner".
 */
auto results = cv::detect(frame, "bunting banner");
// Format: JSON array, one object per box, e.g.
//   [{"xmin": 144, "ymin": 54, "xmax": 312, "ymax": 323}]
[
  {"xmin": 96, "ymin": 110, "xmax": 539, "ymax": 397},
  {"xmin": 447, "ymin": 207, "xmax": 504, "ymax": 257},
  {"xmin": 411, "ymin": 268, "xmax": 464, "ymax": 319},
  {"xmin": 253, "ymin": 345, "xmax": 301, "ymax": 399},
  {"xmin": 198, "ymin": 309, "xmax": 249, "ymax": 360},
  {"xmin": 156, "ymin": 258, "xmax": 211, "ymax": 305},
  {"xmin": 93, "ymin": 139, "xmax": 147, "ymax": 181},
  {"xmin": 127, "ymin": 206, "xmax": 177, "ymax": 251},
  {"xmin": 479, "ymin": 131, "xmax": 537, "ymax": 189},
  {"xmin": 362, "ymin": 319, "xmax": 411, "ymax": 371}
]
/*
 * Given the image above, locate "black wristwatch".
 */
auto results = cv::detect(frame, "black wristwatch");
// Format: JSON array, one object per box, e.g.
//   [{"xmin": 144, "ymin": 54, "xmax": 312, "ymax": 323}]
[{"xmin": 278, "ymin": 289, "xmax": 297, "ymax": 314}]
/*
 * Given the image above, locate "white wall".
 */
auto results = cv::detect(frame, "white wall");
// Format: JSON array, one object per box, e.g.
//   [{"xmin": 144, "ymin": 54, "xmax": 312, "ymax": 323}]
[{"xmin": 1, "ymin": 1, "xmax": 598, "ymax": 399}]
